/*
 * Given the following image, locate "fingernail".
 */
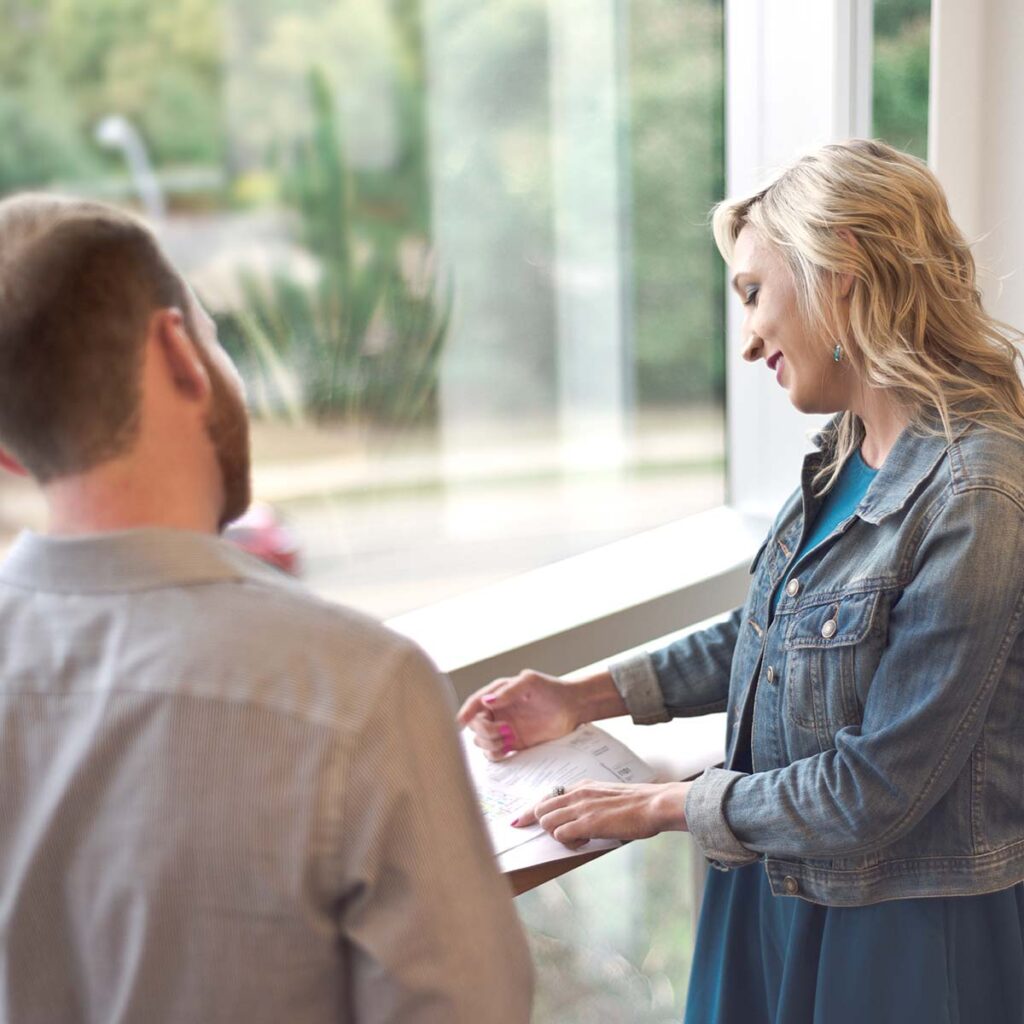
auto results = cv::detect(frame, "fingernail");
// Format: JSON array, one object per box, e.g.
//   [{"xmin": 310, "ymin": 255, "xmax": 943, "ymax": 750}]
[
  {"xmin": 510, "ymin": 817, "xmax": 520, "ymax": 827},
  {"xmin": 482, "ymin": 695, "xmax": 496, "ymax": 704}
]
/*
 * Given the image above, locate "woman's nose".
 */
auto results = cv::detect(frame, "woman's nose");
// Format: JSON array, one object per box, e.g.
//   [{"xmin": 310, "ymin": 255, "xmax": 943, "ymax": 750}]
[{"xmin": 742, "ymin": 331, "xmax": 764, "ymax": 363}]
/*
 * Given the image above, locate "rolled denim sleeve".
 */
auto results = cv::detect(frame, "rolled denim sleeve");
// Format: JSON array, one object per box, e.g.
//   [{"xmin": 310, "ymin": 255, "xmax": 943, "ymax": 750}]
[
  {"xmin": 609, "ymin": 607, "xmax": 741, "ymax": 725},
  {"xmin": 686, "ymin": 767, "xmax": 759, "ymax": 867},
  {"xmin": 609, "ymin": 654, "xmax": 671, "ymax": 723},
  {"xmin": 714, "ymin": 486, "xmax": 1024, "ymax": 861}
]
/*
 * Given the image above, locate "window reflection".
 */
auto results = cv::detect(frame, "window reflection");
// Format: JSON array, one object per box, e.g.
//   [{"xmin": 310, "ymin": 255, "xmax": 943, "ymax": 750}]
[{"xmin": 517, "ymin": 833, "xmax": 702, "ymax": 1022}]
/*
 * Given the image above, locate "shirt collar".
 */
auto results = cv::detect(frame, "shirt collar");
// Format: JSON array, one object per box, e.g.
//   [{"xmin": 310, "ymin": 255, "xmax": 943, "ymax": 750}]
[
  {"xmin": 0, "ymin": 528, "xmax": 268, "ymax": 593},
  {"xmin": 811, "ymin": 414, "xmax": 962, "ymax": 525}
]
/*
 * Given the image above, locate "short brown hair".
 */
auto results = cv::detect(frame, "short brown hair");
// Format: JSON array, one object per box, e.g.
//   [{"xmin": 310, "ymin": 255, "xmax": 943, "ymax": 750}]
[{"xmin": 0, "ymin": 194, "xmax": 189, "ymax": 482}]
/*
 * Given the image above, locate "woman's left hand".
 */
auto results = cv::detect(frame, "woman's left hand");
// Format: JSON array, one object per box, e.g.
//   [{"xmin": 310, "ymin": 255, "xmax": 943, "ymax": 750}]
[{"xmin": 512, "ymin": 780, "xmax": 693, "ymax": 850}]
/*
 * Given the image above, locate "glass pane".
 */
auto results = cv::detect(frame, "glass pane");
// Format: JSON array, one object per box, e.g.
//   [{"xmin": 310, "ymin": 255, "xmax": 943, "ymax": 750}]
[
  {"xmin": 873, "ymin": 0, "xmax": 932, "ymax": 159},
  {"xmin": 516, "ymin": 833, "xmax": 702, "ymax": 1022},
  {"xmin": 0, "ymin": 0, "xmax": 726, "ymax": 619}
]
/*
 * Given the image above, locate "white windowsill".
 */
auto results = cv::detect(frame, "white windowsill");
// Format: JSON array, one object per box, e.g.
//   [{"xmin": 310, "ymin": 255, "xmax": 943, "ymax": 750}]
[{"xmin": 387, "ymin": 504, "xmax": 769, "ymax": 698}]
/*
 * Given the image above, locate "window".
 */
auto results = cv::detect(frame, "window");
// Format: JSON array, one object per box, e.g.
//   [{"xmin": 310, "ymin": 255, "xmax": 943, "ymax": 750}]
[
  {"xmin": 516, "ymin": 832, "xmax": 704, "ymax": 1021},
  {"xmin": 0, "ymin": 0, "xmax": 726, "ymax": 621},
  {"xmin": 873, "ymin": 0, "xmax": 932, "ymax": 159}
]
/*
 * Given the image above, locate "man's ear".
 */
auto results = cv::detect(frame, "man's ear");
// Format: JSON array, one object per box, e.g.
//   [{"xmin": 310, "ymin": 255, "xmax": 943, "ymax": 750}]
[
  {"xmin": 152, "ymin": 308, "xmax": 211, "ymax": 402},
  {"xmin": 0, "ymin": 448, "xmax": 28, "ymax": 478}
]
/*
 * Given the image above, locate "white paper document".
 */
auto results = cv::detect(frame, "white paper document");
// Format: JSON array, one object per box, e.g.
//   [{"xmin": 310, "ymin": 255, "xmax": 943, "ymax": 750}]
[{"xmin": 462, "ymin": 723, "xmax": 655, "ymax": 870}]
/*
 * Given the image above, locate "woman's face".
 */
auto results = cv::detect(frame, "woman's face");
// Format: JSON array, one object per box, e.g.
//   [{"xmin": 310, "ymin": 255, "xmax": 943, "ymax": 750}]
[{"xmin": 731, "ymin": 225, "xmax": 851, "ymax": 414}]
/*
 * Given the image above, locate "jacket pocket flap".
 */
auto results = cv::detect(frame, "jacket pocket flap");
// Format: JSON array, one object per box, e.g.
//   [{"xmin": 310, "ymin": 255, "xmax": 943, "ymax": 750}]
[{"xmin": 784, "ymin": 590, "xmax": 880, "ymax": 649}]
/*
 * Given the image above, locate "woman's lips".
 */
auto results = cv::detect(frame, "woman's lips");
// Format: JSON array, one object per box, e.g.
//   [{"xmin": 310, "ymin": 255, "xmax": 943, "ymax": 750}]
[{"xmin": 767, "ymin": 352, "xmax": 785, "ymax": 385}]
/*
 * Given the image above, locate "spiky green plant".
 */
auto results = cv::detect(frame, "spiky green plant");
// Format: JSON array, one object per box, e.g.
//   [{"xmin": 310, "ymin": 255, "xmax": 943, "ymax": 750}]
[{"xmin": 233, "ymin": 66, "xmax": 451, "ymax": 428}]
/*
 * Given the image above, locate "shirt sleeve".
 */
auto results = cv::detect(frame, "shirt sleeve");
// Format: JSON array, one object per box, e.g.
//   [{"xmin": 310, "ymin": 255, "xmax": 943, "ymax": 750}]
[
  {"xmin": 685, "ymin": 485, "xmax": 1024, "ymax": 865},
  {"xmin": 610, "ymin": 607, "xmax": 741, "ymax": 724},
  {"xmin": 336, "ymin": 644, "xmax": 533, "ymax": 1023}
]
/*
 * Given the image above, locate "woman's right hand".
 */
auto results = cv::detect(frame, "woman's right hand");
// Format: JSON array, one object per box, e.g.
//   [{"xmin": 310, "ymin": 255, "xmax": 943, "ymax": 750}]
[{"xmin": 457, "ymin": 670, "xmax": 583, "ymax": 760}]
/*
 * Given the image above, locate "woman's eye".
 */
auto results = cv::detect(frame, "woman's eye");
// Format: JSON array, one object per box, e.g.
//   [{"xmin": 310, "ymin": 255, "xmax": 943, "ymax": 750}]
[{"xmin": 743, "ymin": 286, "xmax": 760, "ymax": 307}]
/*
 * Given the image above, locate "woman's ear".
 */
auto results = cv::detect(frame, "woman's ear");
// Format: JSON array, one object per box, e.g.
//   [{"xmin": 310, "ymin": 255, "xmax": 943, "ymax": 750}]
[
  {"xmin": 151, "ymin": 308, "xmax": 211, "ymax": 403},
  {"xmin": 835, "ymin": 228, "xmax": 858, "ymax": 299}
]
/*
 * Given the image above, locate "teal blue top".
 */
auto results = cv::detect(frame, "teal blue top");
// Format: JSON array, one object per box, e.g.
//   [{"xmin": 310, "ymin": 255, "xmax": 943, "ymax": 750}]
[
  {"xmin": 773, "ymin": 448, "xmax": 878, "ymax": 612},
  {"xmin": 796, "ymin": 448, "xmax": 879, "ymax": 557},
  {"xmin": 686, "ymin": 447, "xmax": 1024, "ymax": 1024}
]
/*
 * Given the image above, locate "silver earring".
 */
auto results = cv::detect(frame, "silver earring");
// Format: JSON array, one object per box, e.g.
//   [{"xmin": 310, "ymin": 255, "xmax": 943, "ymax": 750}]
[{"xmin": 833, "ymin": 344, "xmax": 843, "ymax": 363}]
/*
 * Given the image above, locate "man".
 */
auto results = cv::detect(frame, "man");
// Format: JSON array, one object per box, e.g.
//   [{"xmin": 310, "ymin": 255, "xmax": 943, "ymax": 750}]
[{"xmin": 0, "ymin": 194, "xmax": 532, "ymax": 1023}]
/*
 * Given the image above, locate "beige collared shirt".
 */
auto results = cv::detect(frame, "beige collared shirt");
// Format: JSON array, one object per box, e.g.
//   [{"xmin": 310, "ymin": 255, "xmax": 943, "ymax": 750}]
[{"xmin": 0, "ymin": 529, "xmax": 532, "ymax": 1023}]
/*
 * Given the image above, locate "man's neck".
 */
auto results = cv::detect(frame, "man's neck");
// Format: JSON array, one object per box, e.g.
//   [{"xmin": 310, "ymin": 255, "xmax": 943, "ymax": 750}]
[{"xmin": 42, "ymin": 461, "xmax": 220, "ymax": 537}]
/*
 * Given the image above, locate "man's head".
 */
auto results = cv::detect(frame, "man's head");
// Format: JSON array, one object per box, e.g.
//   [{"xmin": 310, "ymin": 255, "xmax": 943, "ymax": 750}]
[{"xmin": 0, "ymin": 194, "xmax": 250, "ymax": 528}]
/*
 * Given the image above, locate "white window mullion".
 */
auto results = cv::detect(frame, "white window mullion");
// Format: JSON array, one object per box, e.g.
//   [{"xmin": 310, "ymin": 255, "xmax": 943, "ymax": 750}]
[{"xmin": 725, "ymin": 0, "xmax": 874, "ymax": 520}]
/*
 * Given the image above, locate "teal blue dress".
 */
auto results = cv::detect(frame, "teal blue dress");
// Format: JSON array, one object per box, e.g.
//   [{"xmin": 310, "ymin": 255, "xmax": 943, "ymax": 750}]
[{"xmin": 684, "ymin": 450, "xmax": 1024, "ymax": 1024}]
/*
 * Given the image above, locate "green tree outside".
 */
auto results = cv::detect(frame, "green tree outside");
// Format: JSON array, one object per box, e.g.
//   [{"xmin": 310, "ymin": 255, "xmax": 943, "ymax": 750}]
[{"xmin": 873, "ymin": 0, "xmax": 931, "ymax": 160}]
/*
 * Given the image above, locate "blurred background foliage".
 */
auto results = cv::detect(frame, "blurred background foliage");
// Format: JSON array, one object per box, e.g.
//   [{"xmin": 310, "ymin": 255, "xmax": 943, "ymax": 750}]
[
  {"xmin": 630, "ymin": 0, "xmax": 724, "ymax": 405},
  {"xmin": 0, "ymin": 0, "xmax": 222, "ymax": 195},
  {"xmin": 873, "ymin": 0, "xmax": 931, "ymax": 160},
  {"xmin": 221, "ymin": 68, "xmax": 450, "ymax": 426}
]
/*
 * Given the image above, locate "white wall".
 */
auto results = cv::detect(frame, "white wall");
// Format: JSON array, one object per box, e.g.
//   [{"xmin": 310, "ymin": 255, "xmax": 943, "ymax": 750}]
[{"xmin": 930, "ymin": 0, "xmax": 1024, "ymax": 332}]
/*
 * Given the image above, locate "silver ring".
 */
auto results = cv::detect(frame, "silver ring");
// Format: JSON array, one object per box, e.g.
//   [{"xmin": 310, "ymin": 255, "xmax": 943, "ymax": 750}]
[{"xmin": 550, "ymin": 785, "xmax": 566, "ymax": 798}]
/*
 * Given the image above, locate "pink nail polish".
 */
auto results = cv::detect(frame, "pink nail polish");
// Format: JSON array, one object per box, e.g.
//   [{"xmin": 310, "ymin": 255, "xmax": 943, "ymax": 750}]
[
  {"xmin": 510, "ymin": 817, "xmax": 520, "ymax": 827},
  {"xmin": 482, "ymin": 695, "xmax": 496, "ymax": 704}
]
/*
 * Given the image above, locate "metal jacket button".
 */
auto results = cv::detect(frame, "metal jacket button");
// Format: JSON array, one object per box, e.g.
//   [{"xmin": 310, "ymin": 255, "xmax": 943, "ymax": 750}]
[
  {"xmin": 821, "ymin": 618, "xmax": 837, "ymax": 639},
  {"xmin": 786, "ymin": 578, "xmax": 800, "ymax": 597},
  {"xmin": 766, "ymin": 666, "xmax": 775, "ymax": 684},
  {"xmin": 783, "ymin": 876, "xmax": 799, "ymax": 895}
]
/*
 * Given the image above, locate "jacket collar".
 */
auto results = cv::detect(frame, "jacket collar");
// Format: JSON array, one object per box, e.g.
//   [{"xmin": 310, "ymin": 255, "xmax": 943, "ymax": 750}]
[{"xmin": 810, "ymin": 414, "xmax": 963, "ymax": 525}]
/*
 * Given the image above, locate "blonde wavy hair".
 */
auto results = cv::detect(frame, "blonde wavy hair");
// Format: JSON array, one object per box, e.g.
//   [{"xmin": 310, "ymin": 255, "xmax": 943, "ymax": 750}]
[{"xmin": 711, "ymin": 138, "xmax": 1024, "ymax": 494}]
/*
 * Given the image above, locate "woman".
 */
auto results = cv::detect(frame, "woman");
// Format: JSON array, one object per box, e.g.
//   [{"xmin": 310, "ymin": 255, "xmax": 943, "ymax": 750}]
[{"xmin": 459, "ymin": 139, "xmax": 1024, "ymax": 1023}]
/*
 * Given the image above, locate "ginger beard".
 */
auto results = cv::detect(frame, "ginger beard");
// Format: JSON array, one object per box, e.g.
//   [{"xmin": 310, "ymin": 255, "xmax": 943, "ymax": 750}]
[{"xmin": 201, "ymin": 348, "xmax": 252, "ymax": 531}]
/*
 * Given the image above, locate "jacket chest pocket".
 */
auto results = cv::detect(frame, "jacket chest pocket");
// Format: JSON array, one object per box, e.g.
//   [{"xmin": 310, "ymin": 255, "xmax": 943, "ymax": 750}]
[{"xmin": 782, "ymin": 590, "xmax": 881, "ymax": 750}]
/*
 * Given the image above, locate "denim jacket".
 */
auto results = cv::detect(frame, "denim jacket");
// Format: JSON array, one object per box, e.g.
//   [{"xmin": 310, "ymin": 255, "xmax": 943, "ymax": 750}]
[{"xmin": 611, "ymin": 416, "xmax": 1024, "ymax": 906}]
